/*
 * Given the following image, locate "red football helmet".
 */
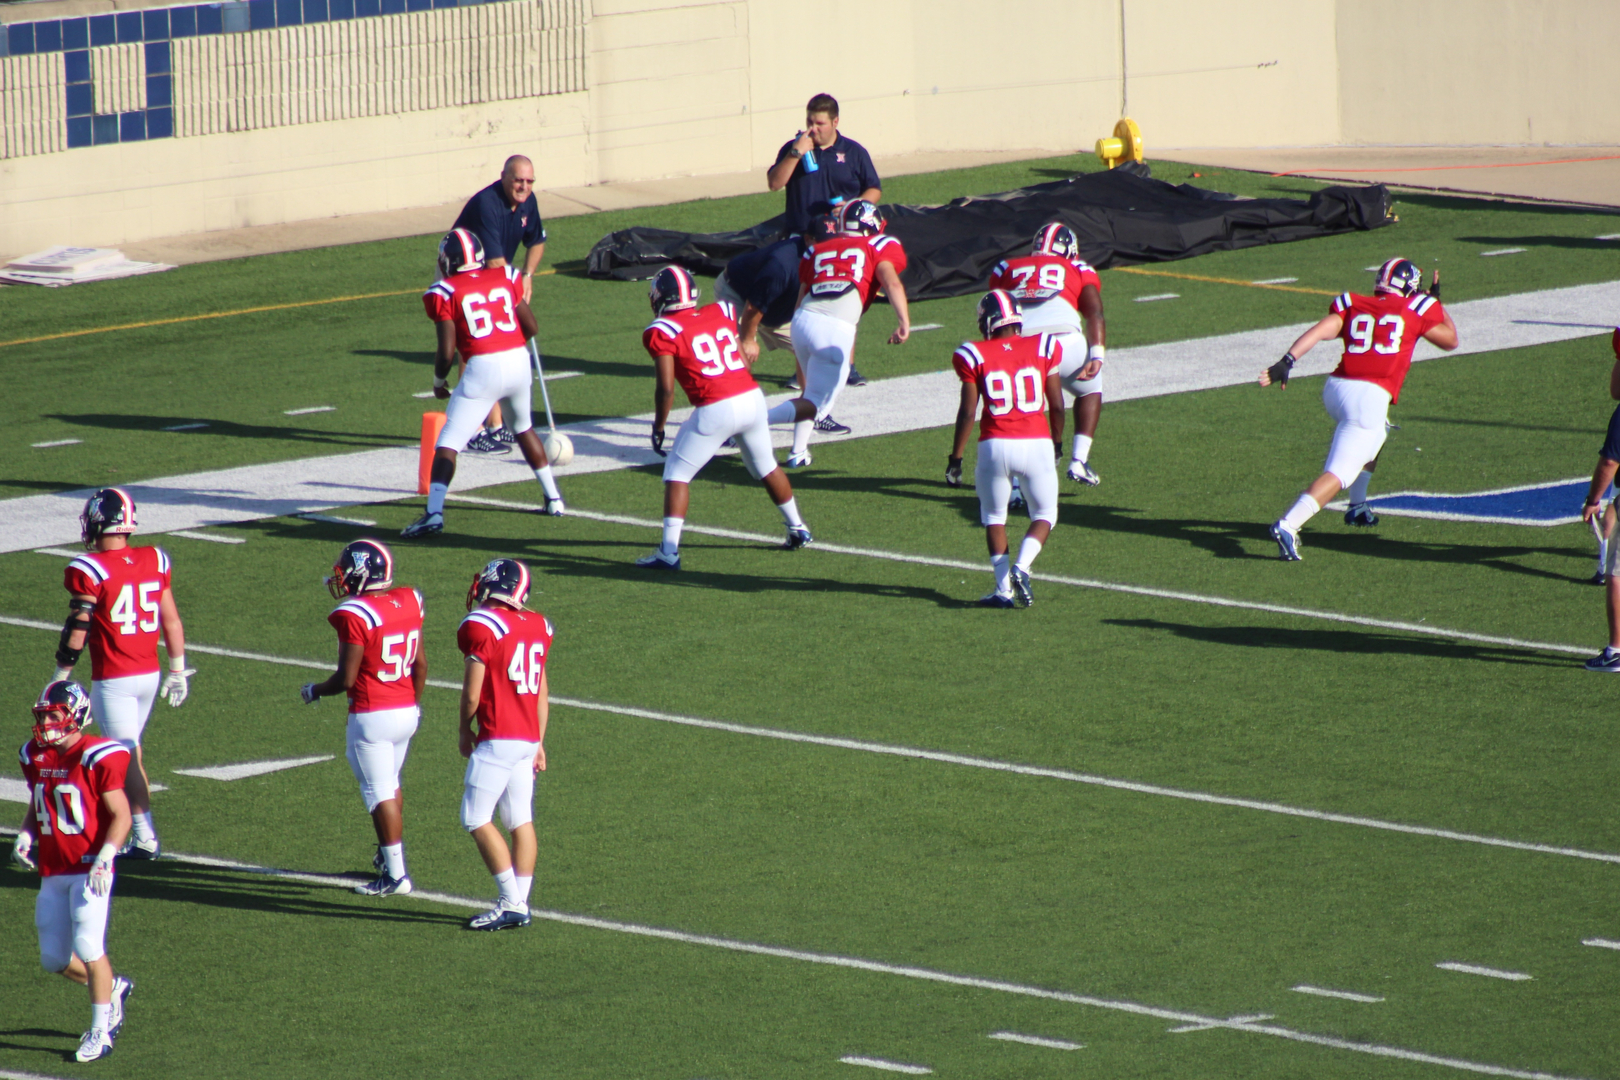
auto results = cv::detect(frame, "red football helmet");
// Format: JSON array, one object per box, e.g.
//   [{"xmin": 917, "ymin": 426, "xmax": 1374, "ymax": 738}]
[{"xmin": 32, "ymin": 680, "xmax": 92, "ymax": 747}]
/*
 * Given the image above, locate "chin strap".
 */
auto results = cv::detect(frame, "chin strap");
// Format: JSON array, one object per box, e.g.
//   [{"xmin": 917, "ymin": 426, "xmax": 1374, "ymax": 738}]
[{"xmin": 54, "ymin": 599, "xmax": 94, "ymax": 671}]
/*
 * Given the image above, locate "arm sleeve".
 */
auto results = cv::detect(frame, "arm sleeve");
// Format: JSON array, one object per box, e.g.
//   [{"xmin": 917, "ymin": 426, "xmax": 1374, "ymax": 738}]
[
  {"xmin": 328, "ymin": 609, "xmax": 369, "ymax": 646},
  {"xmin": 1601, "ymin": 404, "xmax": 1620, "ymax": 463}
]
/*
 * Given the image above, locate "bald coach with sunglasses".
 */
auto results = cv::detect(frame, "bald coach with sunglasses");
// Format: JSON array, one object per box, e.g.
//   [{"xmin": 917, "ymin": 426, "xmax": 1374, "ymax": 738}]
[{"xmin": 453, "ymin": 155, "xmax": 548, "ymax": 304}]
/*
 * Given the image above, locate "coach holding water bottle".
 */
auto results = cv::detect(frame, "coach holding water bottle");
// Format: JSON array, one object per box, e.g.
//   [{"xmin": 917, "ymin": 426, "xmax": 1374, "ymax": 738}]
[{"xmin": 766, "ymin": 93, "xmax": 882, "ymax": 238}]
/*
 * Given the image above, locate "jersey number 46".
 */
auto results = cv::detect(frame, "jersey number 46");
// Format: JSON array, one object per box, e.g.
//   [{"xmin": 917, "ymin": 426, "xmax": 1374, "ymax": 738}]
[{"xmin": 506, "ymin": 641, "xmax": 547, "ymax": 695}]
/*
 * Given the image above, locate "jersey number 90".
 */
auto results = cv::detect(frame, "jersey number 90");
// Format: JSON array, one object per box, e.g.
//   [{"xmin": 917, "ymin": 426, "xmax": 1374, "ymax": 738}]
[{"xmin": 983, "ymin": 367, "xmax": 1045, "ymax": 416}]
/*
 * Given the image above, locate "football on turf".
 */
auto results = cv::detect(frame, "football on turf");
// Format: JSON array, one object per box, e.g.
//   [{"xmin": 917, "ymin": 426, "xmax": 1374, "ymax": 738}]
[{"xmin": 543, "ymin": 432, "xmax": 575, "ymax": 467}]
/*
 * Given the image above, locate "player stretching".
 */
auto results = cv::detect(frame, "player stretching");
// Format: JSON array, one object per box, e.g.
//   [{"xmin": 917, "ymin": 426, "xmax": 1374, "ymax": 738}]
[
  {"xmin": 55, "ymin": 488, "xmax": 190, "ymax": 859},
  {"xmin": 767, "ymin": 200, "xmax": 910, "ymax": 466},
  {"xmin": 947, "ymin": 290, "xmax": 1066, "ymax": 607},
  {"xmin": 300, "ymin": 540, "xmax": 425, "ymax": 896},
  {"xmin": 403, "ymin": 229, "xmax": 565, "ymax": 538},
  {"xmin": 1260, "ymin": 258, "xmax": 1457, "ymax": 559},
  {"xmin": 637, "ymin": 266, "xmax": 812, "ymax": 570},
  {"xmin": 14, "ymin": 681, "xmax": 136, "ymax": 1062},
  {"xmin": 989, "ymin": 221, "xmax": 1107, "ymax": 484},
  {"xmin": 457, "ymin": 559, "xmax": 553, "ymax": 930}
]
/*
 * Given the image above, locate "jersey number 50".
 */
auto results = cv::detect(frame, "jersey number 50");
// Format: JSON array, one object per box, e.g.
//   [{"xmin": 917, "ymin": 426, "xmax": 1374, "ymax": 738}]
[
  {"xmin": 461, "ymin": 289, "xmax": 518, "ymax": 339},
  {"xmin": 983, "ymin": 367, "xmax": 1045, "ymax": 416},
  {"xmin": 506, "ymin": 641, "xmax": 547, "ymax": 695},
  {"xmin": 378, "ymin": 630, "xmax": 421, "ymax": 683},
  {"xmin": 1346, "ymin": 313, "xmax": 1406, "ymax": 356}
]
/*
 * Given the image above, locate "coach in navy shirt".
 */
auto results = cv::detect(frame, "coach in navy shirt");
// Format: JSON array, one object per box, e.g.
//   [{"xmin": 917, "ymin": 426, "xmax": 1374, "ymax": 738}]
[
  {"xmin": 767, "ymin": 93, "xmax": 881, "ymax": 237},
  {"xmin": 453, "ymin": 154, "xmax": 547, "ymax": 302},
  {"xmin": 715, "ymin": 238, "xmax": 802, "ymax": 363}
]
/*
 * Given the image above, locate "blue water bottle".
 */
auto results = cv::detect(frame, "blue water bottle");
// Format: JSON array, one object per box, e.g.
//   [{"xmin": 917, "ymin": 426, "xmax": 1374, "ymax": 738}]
[{"xmin": 802, "ymin": 146, "xmax": 819, "ymax": 173}]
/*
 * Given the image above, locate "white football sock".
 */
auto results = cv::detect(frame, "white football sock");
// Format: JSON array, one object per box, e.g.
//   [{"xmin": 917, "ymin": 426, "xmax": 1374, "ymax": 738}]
[
  {"xmin": 1346, "ymin": 469, "xmax": 1373, "ymax": 505},
  {"xmin": 131, "ymin": 811, "xmax": 155, "ymax": 842},
  {"xmin": 776, "ymin": 498, "xmax": 804, "ymax": 529},
  {"xmin": 1015, "ymin": 535, "xmax": 1044, "ymax": 572},
  {"xmin": 767, "ymin": 400, "xmax": 798, "ymax": 425},
  {"xmin": 1280, "ymin": 493, "xmax": 1321, "ymax": 533},
  {"xmin": 515, "ymin": 874, "xmax": 533, "ymax": 904},
  {"xmin": 991, "ymin": 552, "xmax": 1011, "ymax": 596},
  {"xmin": 382, "ymin": 842, "xmax": 405, "ymax": 879},
  {"xmin": 791, "ymin": 419, "xmax": 812, "ymax": 456},
  {"xmin": 493, "ymin": 867, "xmax": 518, "ymax": 905},
  {"xmin": 1071, "ymin": 434, "xmax": 1094, "ymax": 464},
  {"xmin": 92, "ymin": 1003, "xmax": 111, "ymax": 1031},
  {"xmin": 1600, "ymin": 538, "xmax": 1609, "ymax": 576},
  {"xmin": 661, "ymin": 516, "xmax": 684, "ymax": 556},
  {"xmin": 426, "ymin": 482, "xmax": 449, "ymax": 516},
  {"xmin": 1607, "ymin": 534, "xmax": 1620, "ymax": 576},
  {"xmin": 533, "ymin": 465, "xmax": 561, "ymax": 501}
]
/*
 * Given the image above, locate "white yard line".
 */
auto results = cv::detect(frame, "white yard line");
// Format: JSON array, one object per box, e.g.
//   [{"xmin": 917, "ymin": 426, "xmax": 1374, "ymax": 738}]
[
  {"xmin": 1481, "ymin": 249, "xmax": 1528, "ymax": 257},
  {"xmin": 0, "ymin": 612, "xmax": 1612, "ymax": 865},
  {"xmin": 1134, "ymin": 293, "xmax": 1180, "ymax": 302},
  {"xmin": 838, "ymin": 1057, "xmax": 932, "ymax": 1074},
  {"xmin": 283, "ymin": 406, "xmax": 336, "ymax": 415},
  {"xmin": 30, "ymin": 439, "xmax": 81, "ymax": 448},
  {"xmin": 1291, "ymin": 985, "xmax": 1384, "ymax": 1003},
  {"xmin": 296, "ymin": 513, "xmax": 377, "ymax": 526},
  {"xmin": 32, "ymin": 547, "xmax": 80, "ymax": 557},
  {"xmin": 1436, "ymin": 963, "xmax": 1533, "ymax": 981},
  {"xmin": 1252, "ymin": 277, "xmax": 1299, "ymax": 285},
  {"xmin": 160, "ymin": 422, "xmax": 209, "ymax": 431},
  {"xmin": 169, "ymin": 529, "xmax": 245, "ymax": 544},
  {"xmin": 7, "ymin": 279, "xmax": 1617, "ymax": 554},
  {"xmin": 457, "ymin": 494, "xmax": 1597, "ymax": 658},
  {"xmin": 1581, "ymin": 938, "xmax": 1620, "ymax": 951},
  {"xmin": 0, "ymin": 830, "xmax": 1590, "ymax": 1080},
  {"xmin": 987, "ymin": 1031, "xmax": 1084, "ymax": 1050},
  {"xmin": 171, "ymin": 755, "xmax": 333, "ymax": 781}
]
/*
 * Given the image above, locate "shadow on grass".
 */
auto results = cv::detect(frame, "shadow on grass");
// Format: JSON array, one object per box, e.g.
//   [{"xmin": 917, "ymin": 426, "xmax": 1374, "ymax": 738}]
[
  {"xmin": 0, "ymin": 1028, "xmax": 81, "ymax": 1062},
  {"xmin": 1393, "ymin": 193, "xmax": 1620, "ymax": 219},
  {"xmin": 44, "ymin": 413, "xmax": 413, "ymax": 450},
  {"xmin": 1401, "ymin": 413, "xmax": 1599, "ymax": 435},
  {"xmin": 1458, "ymin": 234, "xmax": 1620, "ymax": 251},
  {"xmin": 1103, "ymin": 617, "xmax": 1566, "ymax": 667},
  {"xmin": 106, "ymin": 861, "xmax": 465, "ymax": 927}
]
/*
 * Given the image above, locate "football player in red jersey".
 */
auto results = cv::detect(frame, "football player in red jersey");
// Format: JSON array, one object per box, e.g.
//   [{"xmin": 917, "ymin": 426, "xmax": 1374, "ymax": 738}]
[
  {"xmin": 402, "ymin": 229, "xmax": 566, "ymax": 539},
  {"xmin": 947, "ymin": 290, "xmax": 1066, "ymax": 607},
  {"xmin": 300, "ymin": 540, "xmax": 426, "ymax": 896},
  {"xmin": 54, "ymin": 488, "xmax": 189, "ymax": 860},
  {"xmin": 14, "ymin": 681, "xmax": 136, "ymax": 1063},
  {"xmin": 456, "ymin": 559, "xmax": 554, "ymax": 931},
  {"xmin": 989, "ymin": 222, "xmax": 1107, "ymax": 485},
  {"xmin": 766, "ymin": 200, "xmax": 910, "ymax": 467},
  {"xmin": 1259, "ymin": 258, "xmax": 1458, "ymax": 560},
  {"xmin": 636, "ymin": 266, "xmax": 812, "ymax": 570}
]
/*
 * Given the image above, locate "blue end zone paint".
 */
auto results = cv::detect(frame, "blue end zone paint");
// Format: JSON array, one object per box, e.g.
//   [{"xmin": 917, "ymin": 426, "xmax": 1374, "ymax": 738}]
[{"xmin": 1333, "ymin": 478, "xmax": 1592, "ymax": 527}]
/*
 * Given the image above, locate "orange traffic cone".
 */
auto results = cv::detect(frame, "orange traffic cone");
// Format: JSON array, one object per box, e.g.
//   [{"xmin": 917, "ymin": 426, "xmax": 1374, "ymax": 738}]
[{"xmin": 418, "ymin": 412, "xmax": 447, "ymax": 494}]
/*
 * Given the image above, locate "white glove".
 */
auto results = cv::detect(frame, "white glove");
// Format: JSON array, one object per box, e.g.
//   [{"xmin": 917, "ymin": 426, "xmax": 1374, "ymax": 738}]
[
  {"xmin": 52, "ymin": 666, "xmax": 73, "ymax": 683},
  {"xmin": 11, "ymin": 831, "xmax": 35, "ymax": 872},
  {"xmin": 87, "ymin": 844, "xmax": 116, "ymax": 897},
  {"xmin": 159, "ymin": 661, "xmax": 195, "ymax": 707},
  {"xmin": 300, "ymin": 683, "xmax": 320, "ymax": 705}
]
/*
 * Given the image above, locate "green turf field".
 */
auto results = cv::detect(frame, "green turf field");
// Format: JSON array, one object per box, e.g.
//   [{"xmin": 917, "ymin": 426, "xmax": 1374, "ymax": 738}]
[{"xmin": 3, "ymin": 152, "xmax": 1620, "ymax": 1079}]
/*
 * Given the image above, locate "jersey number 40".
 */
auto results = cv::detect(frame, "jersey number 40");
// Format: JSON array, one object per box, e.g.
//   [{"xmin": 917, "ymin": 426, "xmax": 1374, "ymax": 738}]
[
  {"xmin": 33, "ymin": 781, "xmax": 86, "ymax": 835},
  {"xmin": 506, "ymin": 640, "xmax": 547, "ymax": 695}
]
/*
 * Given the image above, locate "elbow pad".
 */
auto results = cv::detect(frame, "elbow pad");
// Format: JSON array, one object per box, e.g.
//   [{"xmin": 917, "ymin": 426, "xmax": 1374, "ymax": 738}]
[{"xmin": 55, "ymin": 601, "xmax": 93, "ymax": 670}]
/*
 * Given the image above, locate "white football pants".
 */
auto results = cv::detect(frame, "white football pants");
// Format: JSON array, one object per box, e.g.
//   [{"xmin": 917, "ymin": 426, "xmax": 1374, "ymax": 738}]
[
  {"xmin": 36, "ymin": 873, "xmax": 111, "ymax": 970},
  {"xmin": 790, "ymin": 309, "xmax": 857, "ymax": 419},
  {"xmin": 665, "ymin": 389, "xmax": 779, "ymax": 484},
  {"xmin": 438, "ymin": 345, "xmax": 534, "ymax": 451},
  {"xmin": 1321, "ymin": 376, "xmax": 1391, "ymax": 487},
  {"xmin": 91, "ymin": 671, "xmax": 159, "ymax": 748},
  {"xmin": 976, "ymin": 438, "xmax": 1060, "ymax": 527},
  {"xmin": 345, "ymin": 706, "xmax": 418, "ymax": 812},
  {"xmin": 461, "ymin": 739, "xmax": 543, "ymax": 831}
]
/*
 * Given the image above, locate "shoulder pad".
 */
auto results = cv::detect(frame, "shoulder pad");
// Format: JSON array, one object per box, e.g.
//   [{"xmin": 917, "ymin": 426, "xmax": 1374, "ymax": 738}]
[
  {"xmin": 954, "ymin": 342, "xmax": 984, "ymax": 368},
  {"xmin": 67, "ymin": 555, "xmax": 109, "ymax": 583}
]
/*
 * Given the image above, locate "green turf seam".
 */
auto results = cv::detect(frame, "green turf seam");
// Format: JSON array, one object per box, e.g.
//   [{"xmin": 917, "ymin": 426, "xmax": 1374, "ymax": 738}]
[
  {"xmin": 4, "ymin": 611, "xmax": 1615, "ymax": 865},
  {"xmin": 0, "ymin": 827, "xmax": 1590, "ymax": 1080}
]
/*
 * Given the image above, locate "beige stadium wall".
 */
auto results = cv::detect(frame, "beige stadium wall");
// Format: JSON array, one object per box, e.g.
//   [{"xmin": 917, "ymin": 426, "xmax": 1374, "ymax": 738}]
[
  {"xmin": 4, "ymin": 0, "xmax": 1614, "ymax": 253},
  {"xmin": 1336, "ymin": 0, "xmax": 1620, "ymax": 145}
]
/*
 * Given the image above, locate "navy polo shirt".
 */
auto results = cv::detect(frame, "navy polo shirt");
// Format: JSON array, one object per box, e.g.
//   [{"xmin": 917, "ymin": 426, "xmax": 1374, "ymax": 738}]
[
  {"xmin": 723, "ymin": 239, "xmax": 802, "ymax": 326},
  {"xmin": 1602, "ymin": 402, "xmax": 1620, "ymax": 463},
  {"xmin": 452, "ymin": 181, "xmax": 547, "ymax": 264},
  {"xmin": 777, "ymin": 133, "xmax": 880, "ymax": 235}
]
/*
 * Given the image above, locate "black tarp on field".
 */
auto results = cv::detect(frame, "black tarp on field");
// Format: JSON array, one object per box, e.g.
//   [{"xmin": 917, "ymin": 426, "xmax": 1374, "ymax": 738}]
[{"xmin": 585, "ymin": 163, "xmax": 1393, "ymax": 301}]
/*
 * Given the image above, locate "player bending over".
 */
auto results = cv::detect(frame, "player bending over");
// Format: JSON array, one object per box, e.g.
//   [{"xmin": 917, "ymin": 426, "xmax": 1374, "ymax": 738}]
[
  {"xmin": 301, "ymin": 540, "xmax": 426, "ymax": 896},
  {"xmin": 55, "ymin": 488, "xmax": 191, "ymax": 860},
  {"xmin": 946, "ymin": 290, "xmax": 1066, "ymax": 607},
  {"xmin": 989, "ymin": 221, "xmax": 1107, "ymax": 485},
  {"xmin": 1260, "ymin": 258, "xmax": 1457, "ymax": 560},
  {"xmin": 403, "ymin": 229, "xmax": 565, "ymax": 539},
  {"xmin": 767, "ymin": 200, "xmax": 910, "ymax": 467},
  {"xmin": 14, "ymin": 681, "xmax": 137, "ymax": 1062},
  {"xmin": 457, "ymin": 559, "xmax": 553, "ymax": 931},
  {"xmin": 636, "ymin": 266, "xmax": 813, "ymax": 570}
]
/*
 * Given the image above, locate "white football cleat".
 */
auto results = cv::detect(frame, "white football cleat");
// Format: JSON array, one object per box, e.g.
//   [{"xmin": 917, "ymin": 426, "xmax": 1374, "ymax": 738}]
[
  {"xmin": 785, "ymin": 451, "xmax": 812, "ymax": 468},
  {"xmin": 109, "ymin": 974, "xmax": 134, "ymax": 1038},
  {"xmin": 400, "ymin": 511, "xmax": 444, "ymax": 538},
  {"xmin": 76, "ymin": 1028, "xmax": 114, "ymax": 1062},
  {"xmin": 1066, "ymin": 460, "xmax": 1100, "ymax": 486},
  {"xmin": 540, "ymin": 498, "xmax": 567, "ymax": 517}
]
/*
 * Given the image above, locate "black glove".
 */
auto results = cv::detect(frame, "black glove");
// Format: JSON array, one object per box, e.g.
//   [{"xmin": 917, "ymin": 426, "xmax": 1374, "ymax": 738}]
[
  {"xmin": 1267, "ymin": 352, "xmax": 1296, "ymax": 387},
  {"xmin": 1428, "ymin": 273, "xmax": 1441, "ymax": 300},
  {"xmin": 651, "ymin": 428, "xmax": 666, "ymax": 457},
  {"xmin": 945, "ymin": 456, "xmax": 963, "ymax": 487}
]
